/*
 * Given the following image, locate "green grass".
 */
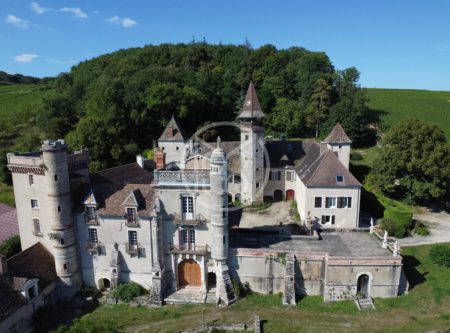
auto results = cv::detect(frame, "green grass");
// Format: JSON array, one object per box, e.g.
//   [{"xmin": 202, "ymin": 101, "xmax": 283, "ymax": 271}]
[
  {"xmin": 46, "ymin": 244, "xmax": 450, "ymax": 333},
  {"xmin": 365, "ymin": 88, "xmax": 450, "ymax": 140}
]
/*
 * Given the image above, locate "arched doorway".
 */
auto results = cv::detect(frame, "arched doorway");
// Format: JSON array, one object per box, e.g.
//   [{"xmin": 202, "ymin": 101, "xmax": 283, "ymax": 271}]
[
  {"xmin": 98, "ymin": 278, "xmax": 111, "ymax": 291},
  {"xmin": 357, "ymin": 274, "xmax": 370, "ymax": 297},
  {"xmin": 179, "ymin": 259, "xmax": 201, "ymax": 287},
  {"xmin": 227, "ymin": 193, "xmax": 232, "ymax": 203},
  {"xmin": 274, "ymin": 189, "xmax": 283, "ymax": 202},
  {"xmin": 286, "ymin": 189, "xmax": 295, "ymax": 201}
]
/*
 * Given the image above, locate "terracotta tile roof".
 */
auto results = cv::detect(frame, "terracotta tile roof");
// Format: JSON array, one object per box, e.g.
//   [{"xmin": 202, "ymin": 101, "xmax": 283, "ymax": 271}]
[
  {"xmin": 0, "ymin": 276, "xmax": 27, "ymax": 323},
  {"xmin": 323, "ymin": 122, "xmax": 352, "ymax": 144},
  {"xmin": 238, "ymin": 82, "xmax": 265, "ymax": 119},
  {"xmin": 7, "ymin": 242, "xmax": 57, "ymax": 290},
  {"xmin": 159, "ymin": 116, "xmax": 187, "ymax": 141},
  {"xmin": 92, "ymin": 183, "xmax": 156, "ymax": 217},
  {"xmin": 299, "ymin": 150, "xmax": 361, "ymax": 187},
  {"xmin": 0, "ymin": 203, "xmax": 19, "ymax": 243}
]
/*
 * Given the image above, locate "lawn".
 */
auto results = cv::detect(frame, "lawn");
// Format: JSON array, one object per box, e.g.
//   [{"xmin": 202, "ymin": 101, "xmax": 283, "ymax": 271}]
[
  {"xmin": 44, "ymin": 244, "xmax": 450, "ymax": 333},
  {"xmin": 365, "ymin": 88, "xmax": 450, "ymax": 140}
]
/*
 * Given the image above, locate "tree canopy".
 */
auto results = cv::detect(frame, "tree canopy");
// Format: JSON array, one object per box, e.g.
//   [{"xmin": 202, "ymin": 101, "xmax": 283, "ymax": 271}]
[
  {"xmin": 369, "ymin": 118, "xmax": 450, "ymax": 204},
  {"xmin": 36, "ymin": 42, "xmax": 376, "ymax": 170}
]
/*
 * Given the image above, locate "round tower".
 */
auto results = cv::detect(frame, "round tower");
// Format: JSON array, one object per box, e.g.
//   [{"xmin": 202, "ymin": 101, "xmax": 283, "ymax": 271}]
[
  {"xmin": 42, "ymin": 139, "xmax": 81, "ymax": 299},
  {"xmin": 210, "ymin": 137, "xmax": 228, "ymax": 260}
]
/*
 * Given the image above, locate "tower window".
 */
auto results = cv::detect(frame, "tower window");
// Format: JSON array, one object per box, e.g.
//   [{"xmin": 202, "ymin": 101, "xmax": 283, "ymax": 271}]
[
  {"xmin": 59, "ymin": 238, "xmax": 65, "ymax": 246},
  {"xmin": 54, "ymin": 174, "xmax": 58, "ymax": 181},
  {"xmin": 29, "ymin": 174, "xmax": 34, "ymax": 185},
  {"xmin": 33, "ymin": 218, "xmax": 42, "ymax": 236},
  {"xmin": 176, "ymin": 146, "xmax": 179, "ymax": 151},
  {"xmin": 31, "ymin": 199, "xmax": 39, "ymax": 209},
  {"xmin": 256, "ymin": 183, "xmax": 260, "ymax": 188},
  {"xmin": 223, "ymin": 235, "xmax": 226, "ymax": 245},
  {"xmin": 245, "ymin": 135, "xmax": 249, "ymax": 141},
  {"xmin": 58, "ymin": 206, "xmax": 62, "ymax": 213},
  {"xmin": 63, "ymin": 263, "xmax": 68, "ymax": 271},
  {"xmin": 256, "ymin": 149, "xmax": 259, "ymax": 153}
]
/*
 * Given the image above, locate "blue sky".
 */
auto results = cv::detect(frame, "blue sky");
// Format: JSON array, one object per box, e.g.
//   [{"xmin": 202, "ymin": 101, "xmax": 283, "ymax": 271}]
[{"xmin": 1, "ymin": 0, "xmax": 449, "ymax": 90}]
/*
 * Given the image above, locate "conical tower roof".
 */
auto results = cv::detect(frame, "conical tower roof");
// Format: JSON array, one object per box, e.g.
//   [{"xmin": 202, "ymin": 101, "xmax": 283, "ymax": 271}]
[
  {"xmin": 323, "ymin": 122, "xmax": 352, "ymax": 144},
  {"xmin": 238, "ymin": 82, "xmax": 265, "ymax": 119},
  {"xmin": 158, "ymin": 115, "xmax": 187, "ymax": 141}
]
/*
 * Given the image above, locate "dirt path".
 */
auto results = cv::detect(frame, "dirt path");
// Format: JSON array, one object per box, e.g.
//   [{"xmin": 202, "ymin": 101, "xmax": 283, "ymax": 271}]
[{"xmin": 398, "ymin": 210, "xmax": 450, "ymax": 246}]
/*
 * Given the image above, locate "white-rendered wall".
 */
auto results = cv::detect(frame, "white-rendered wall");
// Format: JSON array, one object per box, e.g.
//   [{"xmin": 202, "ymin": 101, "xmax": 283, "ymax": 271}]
[
  {"xmin": 158, "ymin": 141, "xmax": 185, "ymax": 165},
  {"xmin": 328, "ymin": 143, "xmax": 351, "ymax": 169},
  {"xmin": 75, "ymin": 215, "xmax": 154, "ymax": 289},
  {"xmin": 263, "ymin": 168, "xmax": 296, "ymax": 199}
]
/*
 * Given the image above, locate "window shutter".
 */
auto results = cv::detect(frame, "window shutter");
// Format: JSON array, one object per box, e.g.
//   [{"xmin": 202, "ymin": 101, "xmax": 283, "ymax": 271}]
[
  {"xmin": 337, "ymin": 197, "xmax": 343, "ymax": 208},
  {"xmin": 277, "ymin": 171, "xmax": 281, "ymax": 180},
  {"xmin": 332, "ymin": 216, "xmax": 335, "ymax": 225},
  {"xmin": 321, "ymin": 215, "xmax": 325, "ymax": 224},
  {"xmin": 325, "ymin": 197, "xmax": 330, "ymax": 208},
  {"xmin": 348, "ymin": 197, "xmax": 352, "ymax": 208}
]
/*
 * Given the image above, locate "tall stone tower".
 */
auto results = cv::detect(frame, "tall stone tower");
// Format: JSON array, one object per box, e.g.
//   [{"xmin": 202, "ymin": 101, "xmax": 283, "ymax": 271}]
[
  {"xmin": 41, "ymin": 140, "xmax": 82, "ymax": 299},
  {"xmin": 210, "ymin": 137, "xmax": 235, "ymax": 305},
  {"xmin": 239, "ymin": 82, "xmax": 265, "ymax": 204}
]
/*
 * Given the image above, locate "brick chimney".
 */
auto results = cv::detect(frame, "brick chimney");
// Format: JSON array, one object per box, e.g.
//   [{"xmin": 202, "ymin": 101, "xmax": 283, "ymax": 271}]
[
  {"xmin": 155, "ymin": 148, "xmax": 166, "ymax": 170},
  {"xmin": 0, "ymin": 256, "xmax": 8, "ymax": 275}
]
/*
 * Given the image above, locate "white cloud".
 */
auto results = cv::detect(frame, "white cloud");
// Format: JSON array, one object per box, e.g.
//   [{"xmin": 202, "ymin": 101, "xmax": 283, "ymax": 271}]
[
  {"xmin": 106, "ymin": 15, "xmax": 137, "ymax": 28},
  {"xmin": 14, "ymin": 54, "xmax": 38, "ymax": 63},
  {"xmin": 5, "ymin": 15, "xmax": 30, "ymax": 29},
  {"xmin": 60, "ymin": 7, "xmax": 88, "ymax": 19},
  {"xmin": 30, "ymin": 2, "xmax": 50, "ymax": 14}
]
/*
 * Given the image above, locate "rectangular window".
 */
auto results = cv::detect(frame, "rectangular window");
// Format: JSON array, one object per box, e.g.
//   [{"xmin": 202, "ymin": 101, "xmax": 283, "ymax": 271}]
[
  {"xmin": 29, "ymin": 174, "xmax": 34, "ymax": 185},
  {"xmin": 325, "ymin": 197, "xmax": 337, "ymax": 208},
  {"xmin": 270, "ymin": 171, "xmax": 281, "ymax": 181},
  {"xmin": 286, "ymin": 171, "xmax": 295, "ymax": 182},
  {"xmin": 336, "ymin": 175, "xmax": 344, "ymax": 182},
  {"xmin": 128, "ymin": 230, "xmax": 137, "ymax": 245},
  {"xmin": 234, "ymin": 174, "xmax": 241, "ymax": 184},
  {"xmin": 182, "ymin": 196, "xmax": 194, "ymax": 220},
  {"xmin": 181, "ymin": 225, "xmax": 195, "ymax": 247},
  {"xmin": 321, "ymin": 215, "xmax": 335, "ymax": 225},
  {"xmin": 127, "ymin": 207, "xmax": 137, "ymax": 222},
  {"xmin": 31, "ymin": 199, "xmax": 39, "ymax": 209},
  {"xmin": 33, "ymin": 218, "xmax": 41, "ymax": 236},
  {"xmin": 88, "ymin": 228, "xmax": 98, "ymax": 243},
  {"xmin": 314, "ymin": 197, "xmax": 322, "ymax": 208},
  {"xmin": 245, "ymin": 135, "xmax": 249, "ymax": 141},
  {"xmin": 256, "ymin": 182, "xmax": 260, "ymax": 188},
  {"xmin": 337, "ymin": 197, "xmax": 352, "ymax": 208}
]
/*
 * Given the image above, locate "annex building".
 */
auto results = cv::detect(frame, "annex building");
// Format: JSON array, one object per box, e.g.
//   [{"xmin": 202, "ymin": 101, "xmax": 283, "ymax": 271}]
[{"xmin": 5, "ymin": 82, "xmax": 407, "ymax": 310}]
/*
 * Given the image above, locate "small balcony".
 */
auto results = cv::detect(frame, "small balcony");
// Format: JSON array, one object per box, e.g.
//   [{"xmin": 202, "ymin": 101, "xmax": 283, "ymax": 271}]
[
  {"xmin": 172, "ymin": 213, "xmax": 207, "ymax": 226},
  {"xmin": 169, "ymin": 244, "xmax": 210, "ymax": 256},
  {"xmin": 85, "ymin": 214, "xmax": 99, "ymax": 225},
  {"xmin": 125, "ymin": 242, "xmax": 142, "ymax": 257},
  {"xmin": 125, "ymin": 216, "xmax": 140, "ymax": 228},
  {"xmin": 86, "ymin": 241, "xmax": 101, "ymax": 254}
]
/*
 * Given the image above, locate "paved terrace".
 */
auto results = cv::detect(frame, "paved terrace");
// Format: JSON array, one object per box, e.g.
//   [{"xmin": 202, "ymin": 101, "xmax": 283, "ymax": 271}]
[{"xmin": 232, "ymin": 231, "xmax": 392, "ymax": 258}]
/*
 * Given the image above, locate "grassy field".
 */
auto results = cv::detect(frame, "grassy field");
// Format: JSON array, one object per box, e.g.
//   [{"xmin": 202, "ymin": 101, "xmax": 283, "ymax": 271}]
[
  {"xmin": 43, "ymin": 244, "xmax": 450, "ymax": 333},
  {"xmin": 365, "ymin": 88, "xmax": 450, "ymax": 139}
]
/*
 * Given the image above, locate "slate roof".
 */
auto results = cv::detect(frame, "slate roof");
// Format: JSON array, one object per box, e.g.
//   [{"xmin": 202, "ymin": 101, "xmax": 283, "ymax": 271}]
[
  {"xmin": 323, "ymin": 122, "xmax": 352, "ymax": 144},
  {"xmin": 158, "ymin": 115, "xmax": 187, "ymax": 141},
  {"xmin": 298, "ymin": 150, "xmax": 361, "ymax": 187},
  {"xmin": 265, "ymin": 140, "xmax": 316, "ymax": 169},
  {"xmin": 238, "ymin": 82, "xmax": 265, "ymax": 119},
  {"xmin": 0, "ymin": 203, "xmax": 19, "ymax": 243}
]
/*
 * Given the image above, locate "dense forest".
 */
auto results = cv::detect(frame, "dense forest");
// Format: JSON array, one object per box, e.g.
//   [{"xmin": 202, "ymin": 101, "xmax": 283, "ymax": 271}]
[
  {"xmin": 0, "ymin": 70, "xmax": 48, "ymax": 85},
  {"xmin": 34, "ymin": 42, "xmax": 377, "ymax": 171}
]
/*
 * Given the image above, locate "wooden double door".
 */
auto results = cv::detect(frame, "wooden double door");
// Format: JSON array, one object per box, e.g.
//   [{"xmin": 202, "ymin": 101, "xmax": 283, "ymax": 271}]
[{"xmin": 179, "ymin": 259, "xmax": 201, "ymax": 287}]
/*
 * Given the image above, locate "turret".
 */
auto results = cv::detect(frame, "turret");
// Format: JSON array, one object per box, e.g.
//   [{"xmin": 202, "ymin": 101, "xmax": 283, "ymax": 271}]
[
  {"xmin": 238, "ymin": 82, "xmax": 265, "ymax": 204},
  {"xmin": 210, "ymin": 137, "xmax": 228, "ymax": 260},
  {"xmin": 323, "ymin": 123, "xmax": 352, "ymax": 169},
  {"xmin": 41, "ymin": 139, "xmax": 82, "ymax": 299}
]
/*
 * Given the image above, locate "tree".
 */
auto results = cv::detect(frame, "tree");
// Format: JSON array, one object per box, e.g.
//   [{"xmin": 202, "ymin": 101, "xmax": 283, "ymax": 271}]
[
  {"xmin": 305, "ymin": 78, "xmax": 331, "ymax": 138},
  {"xmin": 369, "ymin": 119, "xmax": 450, "ymax": 204}
]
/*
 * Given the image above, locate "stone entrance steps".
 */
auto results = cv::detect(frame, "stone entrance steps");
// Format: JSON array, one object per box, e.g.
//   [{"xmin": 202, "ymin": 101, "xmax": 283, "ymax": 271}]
[
  {"xmin": 355, "ymin": 297, "xmax": 375, "ymax": 310},
  {"xmin": 164, "ymin": 288, "xmax": 218, "ymax": 305}
]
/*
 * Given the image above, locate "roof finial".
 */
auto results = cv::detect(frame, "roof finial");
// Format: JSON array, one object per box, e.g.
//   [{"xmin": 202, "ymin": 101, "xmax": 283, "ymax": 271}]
[{"xmin": 217, "ymin": 136, "xmax": 221, "ymax": 148}]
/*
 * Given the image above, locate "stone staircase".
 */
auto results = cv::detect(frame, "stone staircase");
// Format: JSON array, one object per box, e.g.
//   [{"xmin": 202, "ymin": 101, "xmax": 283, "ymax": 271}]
[
  {"xmin": 220, "ymin": 273, "xmax": 236, "ymax": 305},
  {"xmin": 164, "ymin": 288, "xmax": 206, "ymax": 305},
  {"xmin": 355, "ymin": 297, "xmax": 375, "ymax": 310}
]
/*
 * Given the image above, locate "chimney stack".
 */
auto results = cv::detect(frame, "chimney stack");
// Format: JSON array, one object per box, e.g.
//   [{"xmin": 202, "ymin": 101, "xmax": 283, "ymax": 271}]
[
  {"xmin": 167, "ymin": 126, "xmax": 174, "ymax": 138},
  {"xmin": 0, "ymin": 256, "xmax": 8, "ymax": 275},
  {"xmin": 155, "ymin": 148, "xmax": 166, "ymax": 170}
]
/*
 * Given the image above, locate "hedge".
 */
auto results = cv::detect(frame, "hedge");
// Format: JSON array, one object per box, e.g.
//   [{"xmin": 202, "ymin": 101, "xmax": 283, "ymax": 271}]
[{"xmin": 429, "ymin": 244, "xmax": 450, "ymax": 267}]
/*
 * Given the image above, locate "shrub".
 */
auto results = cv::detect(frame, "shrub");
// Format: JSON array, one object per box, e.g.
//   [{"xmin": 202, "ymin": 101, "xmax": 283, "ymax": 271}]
[
  {"xmin": 0, "ymin": 235, "xmax": 21, "ymax": 258},
  {"xmin": 382, "ymin": 208, "xmax": 413, "ymax": 238},
  {"xmin": 429, "ymin": 244, "xmax": 450, "ymax": 267},
  {"xmin": 414, "ymin": 222, "xmax": 429, "ymax": 236},
  {"xmin": 112, "ymin": 282, "xmax": 146, "ymax": 302},
  {"xmin": 350, "ymin": 151, "xmax": 363, "ymax": 161}
]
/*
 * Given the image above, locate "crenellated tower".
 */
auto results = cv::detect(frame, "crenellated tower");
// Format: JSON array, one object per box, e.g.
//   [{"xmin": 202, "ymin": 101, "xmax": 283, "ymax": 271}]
[
  {"xmin": 41, "ymin": 140, "xmax": 82, "ymax": 299},
  {"xmin": 238, "ymin": 82, "xmax": 265, "ymax": 204},
  {"xmin": 210, "ymin": 137, "xmax": 235, "ymax": 305}
]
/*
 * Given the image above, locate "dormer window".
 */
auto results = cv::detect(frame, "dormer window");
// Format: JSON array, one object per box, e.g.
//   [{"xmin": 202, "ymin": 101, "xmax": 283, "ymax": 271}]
[
  {"xmin": 86, "ymin": 206, "xmax": 97, "ymax": 224},
  {"xmin": 336, "ymin": 175, "xmax": 344, "ymax": 182},
  {"xmin": 127, "ymin": 207, "xmax": 137, "ymax": 223}
]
